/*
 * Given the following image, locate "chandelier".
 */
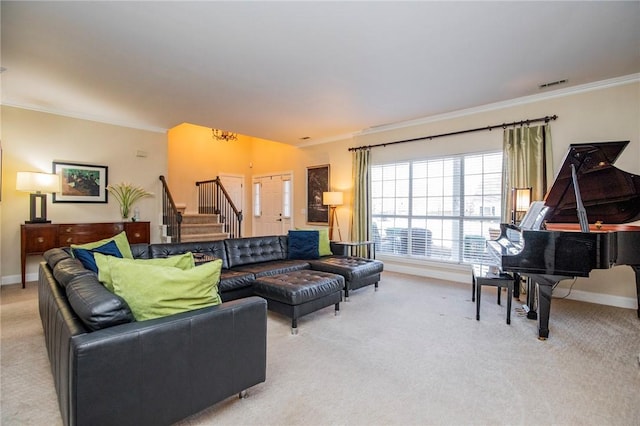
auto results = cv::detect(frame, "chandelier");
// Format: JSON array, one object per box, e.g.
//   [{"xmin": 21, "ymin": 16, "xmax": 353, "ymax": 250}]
[{"xmin": 212, "ymin": 128, "xmax": 238, "ymax": 142}]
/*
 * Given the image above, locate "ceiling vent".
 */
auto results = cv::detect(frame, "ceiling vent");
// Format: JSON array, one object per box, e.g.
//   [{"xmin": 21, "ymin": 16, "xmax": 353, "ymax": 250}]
[{"xmin": 539, "ymin": 79, "xmax": 568, "ymax": 89}]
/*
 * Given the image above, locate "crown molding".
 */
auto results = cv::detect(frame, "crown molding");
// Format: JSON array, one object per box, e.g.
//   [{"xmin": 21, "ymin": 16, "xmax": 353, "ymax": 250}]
[
  {"xmin": 1, "ymin": 101, "xmax": 168, "ymax": 134},
  {"xmin": 4, "ymin": 73, "xmax": 638, "ymax": 141},
  {"xmin": 356, "ymin": 73, "xmax": 640, "ymax": 137}
]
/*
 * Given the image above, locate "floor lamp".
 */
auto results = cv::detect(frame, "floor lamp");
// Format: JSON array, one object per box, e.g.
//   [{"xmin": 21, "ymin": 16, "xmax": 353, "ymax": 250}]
[
  {"xmin": 510, "ymin": 186, "xmax": 532, "ymax": 304},
  {"xmin": 323, "ymin": 191, "xmax": 343, "ymax": 241},
  {"xmin": 511, "ymin": 187, "xmax": 532, "ymax": 225},
  {"xmin": 16, "ymin": 171, "xmax": 61, "ymax": 223}
]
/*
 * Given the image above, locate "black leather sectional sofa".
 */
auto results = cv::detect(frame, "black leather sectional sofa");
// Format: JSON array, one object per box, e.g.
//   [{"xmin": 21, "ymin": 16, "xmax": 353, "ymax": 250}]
[
  {"xmin": 38, "ymin": 234, "xmax": 383, "ymax": 426},
  {"xmin": 151, "ymin": 235, "xmax": 384, "ymax": 302}
]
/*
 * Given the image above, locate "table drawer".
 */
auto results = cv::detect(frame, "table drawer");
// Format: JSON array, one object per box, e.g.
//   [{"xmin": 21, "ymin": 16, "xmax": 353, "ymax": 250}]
[
  {"xmin": 23, "ymin": 225, "xmax": 58, "ymax": 253},
  {"xmin": 124, "ymin": 222, "xmax": 150, "ymax": 244},
  {"xmin": 58, "ymin": 223, "xmax": 125, "ymax": 245}
]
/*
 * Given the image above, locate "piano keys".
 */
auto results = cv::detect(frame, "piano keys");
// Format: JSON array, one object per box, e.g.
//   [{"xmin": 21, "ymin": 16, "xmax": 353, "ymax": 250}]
[{"xmin": 487, "ymin": 141, "xmax": 640, "ymax": 339}]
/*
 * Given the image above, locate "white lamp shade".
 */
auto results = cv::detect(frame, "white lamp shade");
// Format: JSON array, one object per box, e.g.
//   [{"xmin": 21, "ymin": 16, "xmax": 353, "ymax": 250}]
[
  {"xmin": 323, "ymin": 191, "xmax": 343, "ymax": 206},
  {"xmin": 16, "ymin": 172, "xmax": 61, "ymax": 193},
  {"xmin": 514, "ymin": 188, "xmax": 532, "ymax": 212}
]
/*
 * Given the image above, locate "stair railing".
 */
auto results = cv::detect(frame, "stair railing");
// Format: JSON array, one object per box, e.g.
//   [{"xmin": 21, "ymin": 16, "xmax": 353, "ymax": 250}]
[
  {"xmin": 159, "ymin": 175, "xmax": 183, "ymax": 243},
  {"xmin": 195, "ymin": 177, "xmax": 243, "ymax": 239}
]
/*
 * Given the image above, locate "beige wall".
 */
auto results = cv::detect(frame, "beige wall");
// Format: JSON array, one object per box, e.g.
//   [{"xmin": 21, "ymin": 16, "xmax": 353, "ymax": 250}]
[
  {"xmin": 1, "ymin": 106, "xmax": 167, "ymax": 284},
  {"xmin": 167, "ymin": 123, "xmax": 253, "ymax": 215},
  {"xmin": 250, "ymin": 136, "xmax": 354, "ymax": 236},
  {"xmin": 168, "ymin": 123, "xmax": 355, "ymax": 237},
  {"xmin": 164, "ymin": 80, "xmax": 639, "ymax": 308},
  {"xmin": 2, "ymin": 79, "xmax": 638, "ymax": 310},
  {"xmin": 353, "ymin": 80, "xmax": 640, "ymax": 307}
]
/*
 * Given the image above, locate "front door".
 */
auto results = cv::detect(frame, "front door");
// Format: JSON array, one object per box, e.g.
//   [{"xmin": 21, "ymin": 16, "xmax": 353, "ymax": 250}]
[{"xmin": 253, "ymin": 173, "xmax": 293, "ymax": 236}]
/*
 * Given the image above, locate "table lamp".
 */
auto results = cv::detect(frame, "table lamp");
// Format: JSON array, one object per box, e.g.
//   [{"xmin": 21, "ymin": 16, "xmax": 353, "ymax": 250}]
[
  {"xmin": 323, "ymin": 191, "xmax": 343, "ymax": 241},
  {"xmin": 16, "ymin": 171, "xmax": 61, "ymax": 223}
]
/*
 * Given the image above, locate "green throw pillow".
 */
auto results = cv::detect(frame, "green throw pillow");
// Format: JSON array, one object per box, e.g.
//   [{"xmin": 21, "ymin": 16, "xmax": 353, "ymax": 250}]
[
  {"xmin": 297, "ymin": 227, "xmax": 332, "ymax": 256},
  {"xmin": 109, "ymin": 258, "xmax": 223, "ymax": 321},
  {"xmin": 317, "ymin": 228, "xmax": 333, "ymax": 256},
  {"xmin": 71, "ymin": 231, "xmax": 134, "ymax": 259},
  {"xmin": 95, "ymin": 252, "xmax": 196, "ymax": 292}
]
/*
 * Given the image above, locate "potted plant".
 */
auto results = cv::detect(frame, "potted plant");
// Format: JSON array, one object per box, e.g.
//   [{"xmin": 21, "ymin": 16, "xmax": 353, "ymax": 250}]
[{"xmin": 107, "ymin": 182, "xmax": 153, "ymax": 220}]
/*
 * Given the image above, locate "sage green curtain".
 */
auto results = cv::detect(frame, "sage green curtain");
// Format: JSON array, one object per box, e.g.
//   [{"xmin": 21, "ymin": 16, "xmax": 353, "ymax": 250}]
[
  {"xmin": 350, "ymin": 148, "xmax": 370, "ymax": 257},
  {"xmin": 501, "ymin": 125, "xmax": 554, "ymax": 222}
]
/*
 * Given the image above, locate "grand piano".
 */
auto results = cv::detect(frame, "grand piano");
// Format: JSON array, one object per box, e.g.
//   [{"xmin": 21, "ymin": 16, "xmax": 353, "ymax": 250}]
[{"xmin": 488, "ymin": 141, "xmax": 640, "ymax": 339}]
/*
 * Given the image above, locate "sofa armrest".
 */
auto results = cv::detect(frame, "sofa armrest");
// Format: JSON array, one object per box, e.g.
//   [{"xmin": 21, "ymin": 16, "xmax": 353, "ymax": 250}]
[{"xmin": 68, "ymin": 297, "xmax": 267, "ymax": 426}]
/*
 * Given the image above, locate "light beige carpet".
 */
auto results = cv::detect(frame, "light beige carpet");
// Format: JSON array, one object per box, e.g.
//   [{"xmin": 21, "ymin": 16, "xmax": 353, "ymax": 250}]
[{"xmin": 2, "ymin": 271, "xmax": 639, "ymax": 425}]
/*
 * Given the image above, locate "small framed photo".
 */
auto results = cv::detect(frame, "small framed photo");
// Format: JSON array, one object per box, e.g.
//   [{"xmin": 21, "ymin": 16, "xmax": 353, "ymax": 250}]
[
  {"xmin": 52, "ymin": 161, "xmax": 108, "ymax": 203},
  {"xmin": 306, "ymin": 164, "xmax": 330, "ymax": 224}
]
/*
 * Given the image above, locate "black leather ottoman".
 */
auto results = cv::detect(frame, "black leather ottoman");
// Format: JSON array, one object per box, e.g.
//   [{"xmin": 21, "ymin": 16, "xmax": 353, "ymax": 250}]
[
  {"xmin": 253, "ymin": 270, "xmax": 344, "ymax": 334},
  {"xmin": 308, "ymin": 257, "xmax": 384, "ymax": 300}
]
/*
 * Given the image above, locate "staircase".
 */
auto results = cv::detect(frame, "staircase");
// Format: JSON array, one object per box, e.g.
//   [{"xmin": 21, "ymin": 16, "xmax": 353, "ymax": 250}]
[
  {"xmin": 180, "ymin": 213, "xmax": 228, "ymax": 242},
  {"xmin": 160, "ymin": 175, "xmax": 242, "ymax": 243}
]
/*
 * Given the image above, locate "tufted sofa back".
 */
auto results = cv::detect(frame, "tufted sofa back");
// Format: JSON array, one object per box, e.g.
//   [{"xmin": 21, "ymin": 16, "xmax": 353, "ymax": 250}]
[
  {"xmin": 149, "ymin": 240, "xmax": 229, "ymax": 268},
  {"xmin": 224, "ymin": 235, "xmax": 287, "ymax": 268},
  {"xmin": 131, "ymin": 243, "xmax": 151, "ymax": 259}
]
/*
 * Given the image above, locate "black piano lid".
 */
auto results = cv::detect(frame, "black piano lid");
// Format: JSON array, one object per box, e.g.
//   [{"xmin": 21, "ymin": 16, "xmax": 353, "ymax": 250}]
[{"xmin": 543, "ymin": 141, "xmax": 640, "ymax": 224}]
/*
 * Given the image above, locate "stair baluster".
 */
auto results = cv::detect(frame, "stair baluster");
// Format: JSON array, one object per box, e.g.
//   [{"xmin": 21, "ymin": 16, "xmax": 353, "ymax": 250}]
[
  {"xmin": 159, "ymin": 175, "xmax": 182, "ymax": 243},
  {"xmin": 196, "ymin": 177, "xmax": 243, "ymax": 239}
]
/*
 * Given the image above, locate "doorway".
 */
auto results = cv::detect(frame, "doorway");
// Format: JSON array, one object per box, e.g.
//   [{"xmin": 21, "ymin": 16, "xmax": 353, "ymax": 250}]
[{"xmin": 253, "ymin": 173, "xmax": 293, "ymax": 236}]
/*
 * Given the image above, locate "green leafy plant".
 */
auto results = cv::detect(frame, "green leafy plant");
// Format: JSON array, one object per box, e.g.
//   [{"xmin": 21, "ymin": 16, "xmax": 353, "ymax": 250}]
[{"xmin": 107, "ymin": 182, "xmax": 153, "ymax": 219}]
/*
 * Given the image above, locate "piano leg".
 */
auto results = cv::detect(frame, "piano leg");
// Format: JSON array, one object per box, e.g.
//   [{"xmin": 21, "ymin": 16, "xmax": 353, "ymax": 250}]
[
  {"xmin": 524, "ymin": 277, "xmax": 537, "ymax": 320},
  {"xmin": 529, "ymin": 274, "xmax": 573, "ymax": 340},
  {"xmin": 536, "ymin": 283, "xmax": 552, "ymax": 340},
  {"xmin": 633, "ymin": 266, "xmax": 640, "ymax": 319},
  {"xmin": 513, "ymin": 273, "xmax": 521, "ymax": 299}
]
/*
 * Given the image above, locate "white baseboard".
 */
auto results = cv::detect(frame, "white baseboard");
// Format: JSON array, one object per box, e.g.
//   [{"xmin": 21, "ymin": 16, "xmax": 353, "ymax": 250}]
[
  {"xmin": 381, "ymin": 257, "xmax": 638, "ymax": 311},
  {"xmin": 382, "ymin": 260, "xmax": 470, "ymax": 284},
  {"xmin": 1, "ymin": 273, "xmax": 32, "ymax": 286},
  {"xmin": 4, "ymin": 258, "xmax": 639, "ymax": 312},
  {"xmin": 551, "ymin": 288, "xmax": 638, "ymax": 310}
]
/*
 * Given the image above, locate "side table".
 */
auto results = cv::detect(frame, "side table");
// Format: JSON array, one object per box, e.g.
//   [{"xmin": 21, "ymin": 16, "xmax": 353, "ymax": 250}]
[
  {"xmin": 20, "ymin": 224, "xmax": 58, "ymax": 288},
  {"xmin": 20, "ymin": 221, "xmax": 150, "ymax": 288},
  {"xmin": 332, "ymin": 241, "xmax": 376, "ymax": 259},
  {"xmin": 192, "ymin": 253, "xmax": 218, "ymax": 265}
]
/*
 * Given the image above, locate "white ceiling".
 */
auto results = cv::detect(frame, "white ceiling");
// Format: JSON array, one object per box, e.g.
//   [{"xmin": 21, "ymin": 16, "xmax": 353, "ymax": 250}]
[{"xmin": 2, "ymin": 1, "xmax": 639, "ymax": 144}]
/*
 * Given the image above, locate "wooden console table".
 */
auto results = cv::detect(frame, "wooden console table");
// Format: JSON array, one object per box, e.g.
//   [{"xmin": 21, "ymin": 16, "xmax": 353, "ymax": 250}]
[{"xmin": 20, "ymin": 221, "xmax": 150, "ymax": 288}]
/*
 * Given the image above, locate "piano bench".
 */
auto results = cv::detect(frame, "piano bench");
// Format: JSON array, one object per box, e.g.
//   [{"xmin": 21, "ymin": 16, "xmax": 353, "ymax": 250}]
[{"xmin": 472, "ymin": 265, "xmax": 514, "ymax": 325}]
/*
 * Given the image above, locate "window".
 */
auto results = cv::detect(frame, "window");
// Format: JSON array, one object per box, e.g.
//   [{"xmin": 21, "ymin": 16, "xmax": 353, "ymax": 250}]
[
  {"xmin": 282, "ymin": 177, "xmax": 291, "ymax": 218},
  {"xmin": 253, "ymin": 181, "xmax": 261, "ymax": 217},
  {"xmin": 371, "ymin": 151, "xmax": 502, "ymax": 264}
]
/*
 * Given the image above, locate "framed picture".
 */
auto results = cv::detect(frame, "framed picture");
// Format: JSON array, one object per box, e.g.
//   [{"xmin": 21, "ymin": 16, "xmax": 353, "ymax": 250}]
[
  {"xmin": 52, "ymin": 161, "xmax": 108, "ymax": 203},
  {"xmin": 306, "ymin": 164, "xmax": 330, "ymax": 224}
]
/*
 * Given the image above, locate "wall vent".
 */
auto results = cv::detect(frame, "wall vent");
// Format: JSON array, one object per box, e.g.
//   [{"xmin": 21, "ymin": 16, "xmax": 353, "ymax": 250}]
[{"xmin": 539, "ymin": 79, "xmax": 568, "ymax": 89}]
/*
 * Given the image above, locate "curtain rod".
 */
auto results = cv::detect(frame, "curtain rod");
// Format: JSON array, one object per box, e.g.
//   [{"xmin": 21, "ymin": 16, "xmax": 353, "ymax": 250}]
[{"xmin": 348, "ymin": 114, "xmax": 558, "ymax": 152}]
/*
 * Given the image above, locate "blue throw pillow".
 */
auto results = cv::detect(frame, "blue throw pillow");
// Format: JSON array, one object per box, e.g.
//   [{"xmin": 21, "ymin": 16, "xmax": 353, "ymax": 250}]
[
  {"xmin": 288, "ymin": 230, "xmax": 320, "ymax": 260},
  {"xmin": 72, "ymin": 240, "xmax": 123, "ymax": 273}
]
